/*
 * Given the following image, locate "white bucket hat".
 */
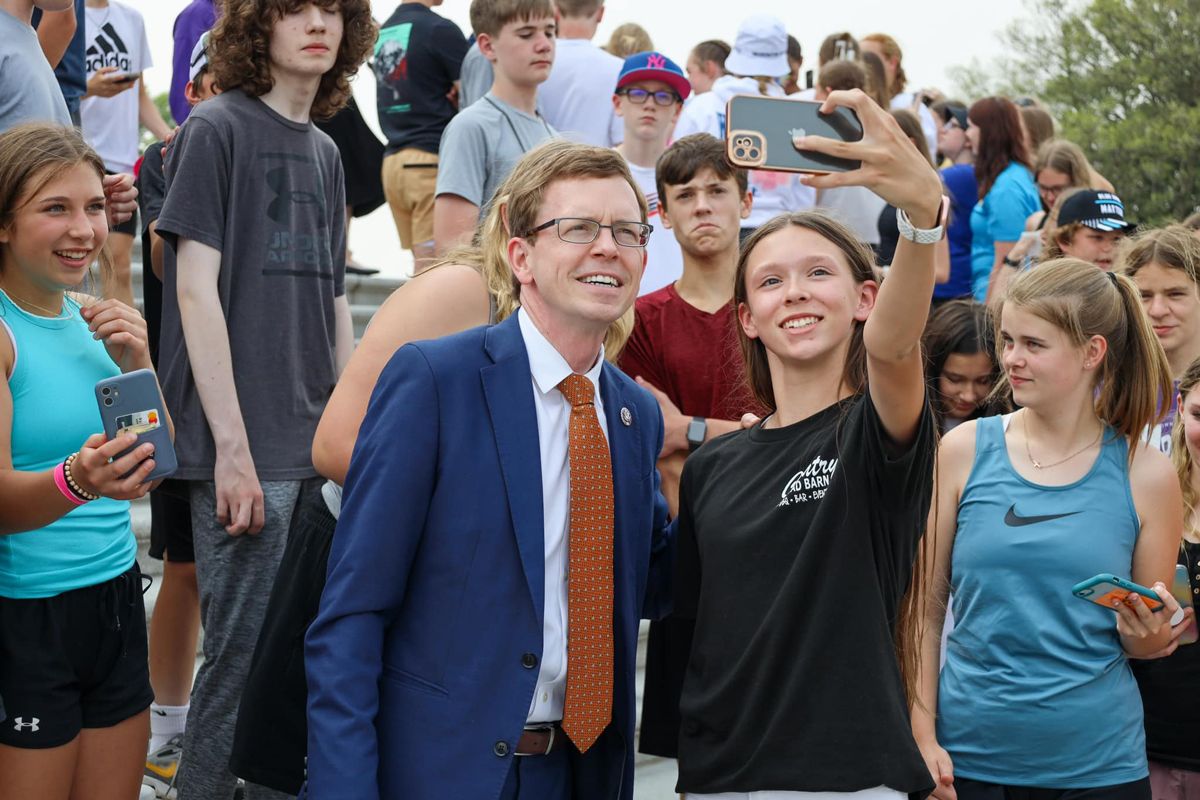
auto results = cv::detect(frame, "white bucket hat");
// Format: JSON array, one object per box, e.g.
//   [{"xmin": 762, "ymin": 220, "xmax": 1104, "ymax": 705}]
[{"xmin": 724, "ymin": 14, "xmax": 790, "ymax": 78}]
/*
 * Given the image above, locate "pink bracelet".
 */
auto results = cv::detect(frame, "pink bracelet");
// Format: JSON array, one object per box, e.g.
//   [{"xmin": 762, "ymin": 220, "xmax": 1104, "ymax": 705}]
[{"xmin": 53, "ymin": 461, "xmax": 88, "ymax": 506}]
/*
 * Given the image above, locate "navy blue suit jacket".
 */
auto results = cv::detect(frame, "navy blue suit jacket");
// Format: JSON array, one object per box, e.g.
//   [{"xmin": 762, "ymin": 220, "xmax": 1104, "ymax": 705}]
[{"xmin": 304, "ymin": 315, "xmax": 673, "ymax": 799}]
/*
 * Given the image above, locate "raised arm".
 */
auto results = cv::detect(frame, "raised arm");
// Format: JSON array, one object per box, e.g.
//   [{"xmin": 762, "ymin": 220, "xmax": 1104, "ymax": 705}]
[
  {"xmin": 311, "ymin": 264, "xmax": 491, "ymax": 484},
  {"xmin": 796, "ymin": 89, "xmax": 944, "ymax": 446}
]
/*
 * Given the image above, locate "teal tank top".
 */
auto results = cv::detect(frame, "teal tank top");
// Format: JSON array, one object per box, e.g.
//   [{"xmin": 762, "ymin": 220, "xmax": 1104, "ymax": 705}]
[
  {"xmin": 0, "ymin": 290, "xmax": 135, "ymax": 598},
  {"xmin": 937, "ymin": 413, "xmax": 1147, "ymax": 787}
]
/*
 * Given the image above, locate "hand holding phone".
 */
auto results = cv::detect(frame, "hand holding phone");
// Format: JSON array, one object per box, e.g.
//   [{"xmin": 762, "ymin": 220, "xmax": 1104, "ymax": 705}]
[
  {"xmin": 726, "ymin": 96, "xmax": 863, "ymax": 174},
  {"xmin": 1072, "ymin": 573, "xmax": 1166, "ymax": 612},
  {"xmin": 95, "ymin": 369, "xmax": 177, "ymax": 482},
  {"xmin": 113, "ymin": 71, "xmax": 142, "ymax": 85}
]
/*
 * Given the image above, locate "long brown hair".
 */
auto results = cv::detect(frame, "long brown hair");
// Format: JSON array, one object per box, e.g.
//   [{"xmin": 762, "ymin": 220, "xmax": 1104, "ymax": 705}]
[
  {"xmin": 998, "ymin": 258, "xmax": 1173, "ymax": 451},
  {"xmin": 1172, "ymin": 359, "xmax": 1200, "ymax": 525},
  {"xmin": 0, "ymin": 123, "xmax": 112, "ymax": 295},
  {"xmin": 734, "ymin": 211, "xmax": 877, "ymax": 412},
  {"xmin": 735, "ymin": 210, "xmax": 933, "ymax": 706},
  {"xmin": 969, "ymin": 97, "xmax": 1031, "ymax": 199},
  {"xmin": 208, "ymin": 0, "xmax": 376, "ymax": 121}
]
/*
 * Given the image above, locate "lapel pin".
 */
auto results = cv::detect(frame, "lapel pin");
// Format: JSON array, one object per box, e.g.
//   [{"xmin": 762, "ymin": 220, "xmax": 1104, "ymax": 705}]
[{"xmin": 620, "ymin": 407, "xmax": 632, "ymax": 427}]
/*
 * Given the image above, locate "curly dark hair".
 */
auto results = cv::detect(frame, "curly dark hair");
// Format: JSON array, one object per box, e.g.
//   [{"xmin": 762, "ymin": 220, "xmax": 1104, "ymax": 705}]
[{"xmin": 208, "ymin": 0, "xmax": 377, "ymax": 121}]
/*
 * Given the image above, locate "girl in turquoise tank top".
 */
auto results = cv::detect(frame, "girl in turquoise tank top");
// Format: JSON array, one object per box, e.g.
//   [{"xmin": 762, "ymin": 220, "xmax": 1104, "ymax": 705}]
[
  {"xmin": 914, "ymin": 259, "xmax": 1182, "ymax": 800},
  {"xmin": 0, "ymin": 124, "xmax": 166, "ymax": 799}
]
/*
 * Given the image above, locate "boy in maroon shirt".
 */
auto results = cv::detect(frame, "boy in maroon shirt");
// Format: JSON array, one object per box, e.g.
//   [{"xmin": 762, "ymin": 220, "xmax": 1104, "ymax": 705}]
[{"xmin": 618, "ymin": 132, "xmax": 759, "ymax": 765}]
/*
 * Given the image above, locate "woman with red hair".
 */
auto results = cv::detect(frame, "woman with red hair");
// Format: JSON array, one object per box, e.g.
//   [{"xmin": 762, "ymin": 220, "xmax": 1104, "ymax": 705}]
[{"xmin": 966, "ymin": 97, "xmax": 1040, "ymax": 302}]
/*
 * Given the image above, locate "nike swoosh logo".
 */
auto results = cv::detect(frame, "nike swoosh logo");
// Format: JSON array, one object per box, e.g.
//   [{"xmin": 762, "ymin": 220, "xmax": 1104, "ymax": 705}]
[{"xmin": 1004, "ymin": 505, "xmax": 1081, "ymax": 527}]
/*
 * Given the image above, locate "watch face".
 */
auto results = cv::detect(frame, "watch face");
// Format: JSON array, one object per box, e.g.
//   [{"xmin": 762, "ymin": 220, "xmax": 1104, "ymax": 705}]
[{"xmin": 687, "ymin": 418, "xmax": 706, "ymax": 444}]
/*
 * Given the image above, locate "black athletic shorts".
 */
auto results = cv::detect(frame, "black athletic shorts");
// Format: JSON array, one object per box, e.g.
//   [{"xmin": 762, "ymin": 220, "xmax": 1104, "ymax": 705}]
[
  {"xmin": 0, "ymin": 563, "xmax": 154, "ymax": 749},
  {"xmin": 230, "ymin": 479, "xmax": 334, "ymax": 795},
  {"xmin": 149, "ymin": 479, "xmax": 194, "ymax": 562},
  {"xmin": 954, "ymin": 776, "xmax": 1151, "ymax": 800}
]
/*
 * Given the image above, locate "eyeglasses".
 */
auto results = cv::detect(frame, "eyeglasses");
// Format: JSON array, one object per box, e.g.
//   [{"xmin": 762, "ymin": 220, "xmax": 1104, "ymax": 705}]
[
  {"xmin": 615, "ymin": 87, "xmax": 680, "ymax": 107},
  {"xmin": 525, "ymin": 217, "xmax": 652, "ymax": 247},
  {"xmin": 941, "ymin": 120, "xmax": 964, "ymax": 132}
]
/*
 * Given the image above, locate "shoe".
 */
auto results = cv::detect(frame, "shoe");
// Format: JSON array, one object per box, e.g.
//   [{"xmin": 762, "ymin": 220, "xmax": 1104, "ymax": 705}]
[{"xmin": 142, "ymin": 733, "xmax": 182, "ymax": 799}]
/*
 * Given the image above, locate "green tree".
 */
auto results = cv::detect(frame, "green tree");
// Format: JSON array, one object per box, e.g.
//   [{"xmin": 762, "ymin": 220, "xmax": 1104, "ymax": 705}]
[
  {"xmin": 951, "ymin": 0, "xmax": 1200, "ymax": 224},
  {"xmin": 139, "ymin": 91, "xmax": 175, "ymax": 151}
]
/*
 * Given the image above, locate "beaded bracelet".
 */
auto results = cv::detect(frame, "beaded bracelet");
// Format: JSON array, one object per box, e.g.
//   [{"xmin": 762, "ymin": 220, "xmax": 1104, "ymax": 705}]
[
  {"xmin": 63, "ymin": 452, "xmax": 100, "ymax": 502},
  {"xmin": 53, "ymin": 461, "xmax": 88, "ymax": 506}
]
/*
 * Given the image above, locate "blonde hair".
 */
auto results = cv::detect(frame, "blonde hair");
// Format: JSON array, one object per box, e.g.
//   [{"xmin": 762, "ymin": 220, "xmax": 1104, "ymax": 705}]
[
  {"xmin": 861, "ymin": 33, "xmax": 906, "ymax": 95},
  {"xmin": 999, "ymin": 258, "xmax": 1172, "ymax": 451},
  {"xmin": 602, "ymin": 23, "xmax": 653, "ymax": 59},
  {"xmin": 433, "ymin": 139, "xmax": 645, "ymax": 357},
  {"xmin": 0, "ymin": 123, "xmax": 112, "ymax": 296},
  {"xmin": 1119, "ymin": 225, "xmax": 1200, "ymax": 286},
  {"xmin": 1039, "ymin": 187, "xmax": 1089, "ymax": 262}
]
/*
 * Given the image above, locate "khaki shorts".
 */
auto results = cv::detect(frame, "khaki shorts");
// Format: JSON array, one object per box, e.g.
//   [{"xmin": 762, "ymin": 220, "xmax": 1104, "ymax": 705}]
[{"xmin": 381, "ymin": 148, "xmax": 439, "ymax": 250}]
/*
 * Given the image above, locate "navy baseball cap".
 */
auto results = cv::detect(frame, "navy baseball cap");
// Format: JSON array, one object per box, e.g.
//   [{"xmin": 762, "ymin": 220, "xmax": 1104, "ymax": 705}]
[
  {"xmin": 1057, "ymin": 190, "xmax": 1137, "ymax": 232},
  {"xmin": 615, "ymin": 51, "xmax": 691, "ymax": 102}
]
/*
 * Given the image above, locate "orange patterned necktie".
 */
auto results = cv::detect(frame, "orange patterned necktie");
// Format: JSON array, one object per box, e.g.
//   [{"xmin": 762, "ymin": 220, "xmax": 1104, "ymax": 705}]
[{"xmin": 557, "ymin": 374, "xmax": 614, "ymax": 753}]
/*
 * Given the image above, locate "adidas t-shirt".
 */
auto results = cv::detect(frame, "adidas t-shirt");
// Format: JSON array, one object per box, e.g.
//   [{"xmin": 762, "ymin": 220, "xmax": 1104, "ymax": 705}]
[
  {"xmin": 674, "ymin": 393, "xmax": 936, "ymax": 795},
  {"xmin": 624, "ymin": 160, "xmax": 683, "ymax": 296},
  {"xmin": 81, "ymin": 1, "xmax": 152, "ymax": 173}
]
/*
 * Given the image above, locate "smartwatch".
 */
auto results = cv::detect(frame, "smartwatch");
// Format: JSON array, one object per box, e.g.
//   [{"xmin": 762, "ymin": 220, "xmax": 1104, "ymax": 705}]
[{"xmin": 686, "ymin": 416, "xmax": 707, "ymax": 453}]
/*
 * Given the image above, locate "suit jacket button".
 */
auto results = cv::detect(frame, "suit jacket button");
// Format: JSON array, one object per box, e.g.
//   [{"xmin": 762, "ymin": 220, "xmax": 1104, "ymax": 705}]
[
  {"xmin": 494, "ymin": 740, "xmax": 510, "ymax": 757},
  {"xmin": 521, "ymin": 653, "xmax": 538, "ymax": 669}
]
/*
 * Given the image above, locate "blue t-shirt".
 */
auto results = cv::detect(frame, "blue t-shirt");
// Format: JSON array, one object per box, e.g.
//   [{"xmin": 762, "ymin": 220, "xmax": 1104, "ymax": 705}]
[
  {"xmin": 939, "ymin": 163, "xmax": 978, "ymax": 300},
  {"xmin": 0, "ymin": 291, "xmax": 135, "ymax": 598},
  {"xmin": 938, "ymin": 415, "xmax": 1148, "ymax": 787},
  {"xmin": 969, "ymin": 162, "xmax": 1039, "ymax": 301}
]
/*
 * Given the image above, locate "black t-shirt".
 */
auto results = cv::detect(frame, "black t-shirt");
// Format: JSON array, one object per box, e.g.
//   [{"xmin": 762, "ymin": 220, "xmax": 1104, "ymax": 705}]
[
  {"xmin": 137, "ymin": 141, "xmax": 166, "ymax": 367},
  {"xmin": 674, "ymin": 393, "xmax": 936, "ymax": 796},
  {"xmin": 373, "ymin": 3, "xmax": 468, "ymax": 155},
  {"xmin": 1132, "ymin": 540, "xmax": 1200, "ymax": 771}
]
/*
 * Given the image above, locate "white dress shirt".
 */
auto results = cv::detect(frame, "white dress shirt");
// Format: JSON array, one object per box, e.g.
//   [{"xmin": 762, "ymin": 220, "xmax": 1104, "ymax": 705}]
[{"xmin": 517, "ymin": 309, "xmax": 610, "ymax": 724}]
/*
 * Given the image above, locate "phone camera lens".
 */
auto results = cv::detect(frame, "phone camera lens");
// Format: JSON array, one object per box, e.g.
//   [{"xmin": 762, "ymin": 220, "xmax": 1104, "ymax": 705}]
[
  {"xmin": 749, "ymin": 148, "xmax": 761, "ymax": 160},
  {"xmin": 101, "ymin": 387, "xmax": 110, "ymax": 395},
  {"xmin": 103, "ymin": 397, "xmax": 113, "ymax": 407}
]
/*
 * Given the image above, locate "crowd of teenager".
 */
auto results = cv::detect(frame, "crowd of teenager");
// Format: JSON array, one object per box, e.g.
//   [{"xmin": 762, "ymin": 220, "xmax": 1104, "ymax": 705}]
[{"xmin": 3, "ymin": 1, "xmax": 1200, "ymax": 799}]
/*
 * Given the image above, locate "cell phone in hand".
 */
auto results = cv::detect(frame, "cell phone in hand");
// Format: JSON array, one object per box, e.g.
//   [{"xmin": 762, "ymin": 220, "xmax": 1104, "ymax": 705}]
[
  {"xmin": 725, "ymin": 95, "xmax": 863, "ymax": 174},
  {"xmin": 95, "ymin": 369, "xmax": 177, "ymax": 481},
  {"xmin": 1072, "ymin": 573, "xmax": 1166, "ymax": 613},
  {"xmin": 113, "ymin": 71, "xmax": 142, "ymax": 84}
]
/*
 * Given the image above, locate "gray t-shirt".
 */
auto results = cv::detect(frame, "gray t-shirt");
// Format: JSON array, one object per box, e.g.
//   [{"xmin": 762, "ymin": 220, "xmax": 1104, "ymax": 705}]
[
  {"xmin": 155, "ymin": 89, "xmax": 346, "ymax": 481},
  {"xmin": 0, "ymin": 8, "xmax": 72, "ymax": 133},
  {"xmin": 436, "ymin": 92, "xmax": 556, "ymax": 214},
  {"xmin": 457, "ymin": 41, "xmax": 493, "ymax": 110}
]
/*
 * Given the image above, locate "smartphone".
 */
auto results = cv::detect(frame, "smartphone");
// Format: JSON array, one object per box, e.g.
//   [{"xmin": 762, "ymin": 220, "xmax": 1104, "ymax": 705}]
[
  {"xmin": 113, "ymin": 71, "xmax": 142, "ymax": 84},
  {"xmin": 725, "ymin": 95, "xmax": 863, "ymax": 174},
  {"xmin": 1072, "ymin": 573, "xmax": 1165, "ymax": 613},
  {"xmin": 1171, "ymin": 564, "xmax": 1199, "ymax": 644},
  {"xmin": 95, "ymin": 369, "xmax": 177, "ymax": 481}
]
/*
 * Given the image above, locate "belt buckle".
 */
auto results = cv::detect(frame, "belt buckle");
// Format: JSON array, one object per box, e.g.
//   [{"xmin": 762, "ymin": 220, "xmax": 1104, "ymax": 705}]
[{"xmin": 516, "ymin": 724, "xmax": 555, "ymax": 757}]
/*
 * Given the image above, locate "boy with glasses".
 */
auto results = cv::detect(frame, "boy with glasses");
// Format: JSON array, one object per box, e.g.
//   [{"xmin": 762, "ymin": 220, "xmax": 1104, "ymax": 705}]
[{"xmin": 611, "ymin": 50, "xmax": 689, "ymax": 295}]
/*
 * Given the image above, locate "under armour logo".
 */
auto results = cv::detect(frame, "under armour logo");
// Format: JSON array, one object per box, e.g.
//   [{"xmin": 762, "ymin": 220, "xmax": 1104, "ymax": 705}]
[
  {"xmin": 646, "ymin": 54, "xmax": 666, "ymax": 69},
  {"xmin": 265, "ymin": 167, "xmax": 323, "ymax": 224},
  {"xmin": 13, "ymin": 717, "xmax": 39, "ymax": 732}
]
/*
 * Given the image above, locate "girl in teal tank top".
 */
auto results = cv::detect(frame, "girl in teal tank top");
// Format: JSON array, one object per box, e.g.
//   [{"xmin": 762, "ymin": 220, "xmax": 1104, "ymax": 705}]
[
  {"xmin": 0, "ymin": 124, "xmax": 165, "ymax": 798},
  {"xmin": 914, "ymin": 259, "xmax": 1183, "ymax": 799}
]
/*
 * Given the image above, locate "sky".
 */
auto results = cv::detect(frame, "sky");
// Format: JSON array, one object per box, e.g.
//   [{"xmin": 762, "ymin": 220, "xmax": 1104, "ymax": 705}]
[{"xmin": 134, "ymin": 0, "xmax": 1025, "ymax": 277}]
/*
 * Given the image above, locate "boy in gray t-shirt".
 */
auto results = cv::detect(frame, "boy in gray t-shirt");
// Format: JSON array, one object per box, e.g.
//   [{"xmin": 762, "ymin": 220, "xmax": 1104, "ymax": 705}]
[
  {"xmin": 432, "ymin": 0, "xmax": 558, "ymax": 255},
  {"xmin": 151, "ymin": 2, "xmax": 372, "ymax": 797}
]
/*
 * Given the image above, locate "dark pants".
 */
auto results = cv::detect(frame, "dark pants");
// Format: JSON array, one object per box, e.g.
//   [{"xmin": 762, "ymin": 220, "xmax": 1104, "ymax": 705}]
[{"xmin": 954, "ymin": 776, "xmax": 1151, "ymax": 800}]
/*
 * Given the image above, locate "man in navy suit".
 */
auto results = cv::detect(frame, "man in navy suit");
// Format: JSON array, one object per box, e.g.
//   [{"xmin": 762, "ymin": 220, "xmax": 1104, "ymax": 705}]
[{"xmin": 304, "ymin": 140, "xmax": 673, "ymax": 800}]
